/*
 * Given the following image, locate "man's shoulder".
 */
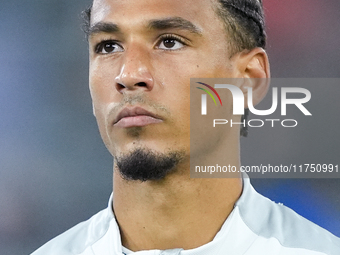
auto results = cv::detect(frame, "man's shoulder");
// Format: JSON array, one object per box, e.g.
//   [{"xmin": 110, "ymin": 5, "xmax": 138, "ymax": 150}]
[
  {"xmin": 31, "ymin": 208, "xmax": 112, "ymax": 255},
  {"xmin": 238, "ymin": 179, "xmax": 340, "ymax": 255}
]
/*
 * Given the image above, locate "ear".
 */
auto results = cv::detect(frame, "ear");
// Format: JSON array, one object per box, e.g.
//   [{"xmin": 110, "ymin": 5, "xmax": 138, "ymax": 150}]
[{"xmin": 234, "ymin": 47, "xmax": 270, "ymax": 107}]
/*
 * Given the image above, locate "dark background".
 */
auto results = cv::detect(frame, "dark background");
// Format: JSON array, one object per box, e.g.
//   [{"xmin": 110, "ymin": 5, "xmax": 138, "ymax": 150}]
[{"xmin": 0, "ymin": 0, "xmax": 339, "ymax": 254}]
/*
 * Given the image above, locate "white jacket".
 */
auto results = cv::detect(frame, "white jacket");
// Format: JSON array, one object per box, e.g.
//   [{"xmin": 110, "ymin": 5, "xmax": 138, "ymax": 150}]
[{"xmin": 31, "ymin": 177, "xmax": 340, "ymax": 255}]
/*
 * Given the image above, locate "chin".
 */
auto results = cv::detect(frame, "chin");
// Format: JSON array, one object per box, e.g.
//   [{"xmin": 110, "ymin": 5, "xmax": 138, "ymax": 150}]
[{"xmin": 114, "ymin": 146, "xmax": 185, "ymax": 182}]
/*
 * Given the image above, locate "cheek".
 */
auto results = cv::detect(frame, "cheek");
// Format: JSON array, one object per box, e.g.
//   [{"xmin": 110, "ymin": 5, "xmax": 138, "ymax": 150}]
[
  {"xmin": 89, "ymin": 60, "xmax": 123, "ymax": 120},
  {"xmin": 94, "ymin": 110, "xmax": 111, "ymax": 150},
  {"xmin": 89, "ymin": 62, "xmax": 119, "ymax": 154},
  {"xmin": 90, "ymin": 62, "xmax": 115, "ymax": 105}
]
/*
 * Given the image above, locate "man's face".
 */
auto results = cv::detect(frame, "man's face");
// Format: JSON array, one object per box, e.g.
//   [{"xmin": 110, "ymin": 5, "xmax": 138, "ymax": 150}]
[{"xmin": 89, "ymin": 0, "xmax": 237, "ymax": 171}]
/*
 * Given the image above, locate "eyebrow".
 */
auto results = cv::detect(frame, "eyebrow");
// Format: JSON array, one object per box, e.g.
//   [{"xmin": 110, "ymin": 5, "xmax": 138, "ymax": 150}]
[
  {"xmin": 88, "ymin": 17, "xmax": 202, "ymax": 37},
  {"xmin": 148, "ymin": 17, "xmax": 202, "ymax": 35},
  {"xmin": 88, "ymin": 22, "xmax": 120, "ymax": 36}
]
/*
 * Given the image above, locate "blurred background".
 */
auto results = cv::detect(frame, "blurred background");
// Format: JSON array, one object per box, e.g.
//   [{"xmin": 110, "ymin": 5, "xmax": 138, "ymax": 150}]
[{"xmin": 0, "ymin": 0, "xmax": 339, "ymax": 254}]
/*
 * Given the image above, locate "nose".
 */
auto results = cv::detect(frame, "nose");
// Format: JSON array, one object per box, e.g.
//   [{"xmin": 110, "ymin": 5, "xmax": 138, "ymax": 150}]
[{"xmin": 115, "ymin": 45, "xmax": 154, "ymax": 93}]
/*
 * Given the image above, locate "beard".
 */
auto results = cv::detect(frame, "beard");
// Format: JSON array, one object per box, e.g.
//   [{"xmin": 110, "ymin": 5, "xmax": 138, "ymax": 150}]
[{"xmin": 115, "ymin": 148, "xmax": 184, "ymax": 182}]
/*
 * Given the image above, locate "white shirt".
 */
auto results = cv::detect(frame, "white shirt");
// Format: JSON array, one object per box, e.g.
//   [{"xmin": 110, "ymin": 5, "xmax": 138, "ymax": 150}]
[{"xmin": 31, "ymin": 177, "xmax": 340, "ymax": 255}]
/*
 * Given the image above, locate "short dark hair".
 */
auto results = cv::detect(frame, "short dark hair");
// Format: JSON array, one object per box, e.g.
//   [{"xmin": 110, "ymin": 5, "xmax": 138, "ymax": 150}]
[
  {"xmin": 82, "ymin": 6, "xmax": 91, "ymax": 38},
  {"xmin": 215, "ymin": 0, "xmax": 266, "ymax": 55},
  {"xmin": 82, "ymin": 0, "xmax": 266, "ymax": 55}
]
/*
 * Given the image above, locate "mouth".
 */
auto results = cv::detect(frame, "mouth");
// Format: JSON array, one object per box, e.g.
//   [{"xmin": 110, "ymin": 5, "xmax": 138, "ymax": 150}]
[{"xmin": 113, "ymin": 106, "xmax": 163, "ymax": 128}]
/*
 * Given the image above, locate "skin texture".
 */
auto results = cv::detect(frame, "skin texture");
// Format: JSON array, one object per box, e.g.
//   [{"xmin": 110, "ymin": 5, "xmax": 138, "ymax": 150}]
[{"xmin": 89, "ymin": 0, "xmax": 270, "ymax": 251}]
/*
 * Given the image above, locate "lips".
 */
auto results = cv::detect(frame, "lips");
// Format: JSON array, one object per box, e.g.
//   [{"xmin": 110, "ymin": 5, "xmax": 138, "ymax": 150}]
[{"xmin": 113, "ymin": 107, "xmax": 163, "ymax": 128}]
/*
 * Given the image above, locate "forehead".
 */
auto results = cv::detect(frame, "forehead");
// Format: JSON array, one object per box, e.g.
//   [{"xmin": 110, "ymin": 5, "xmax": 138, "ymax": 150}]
[{"xmin": 91, "ymin": 0, "xmax": 221, "ymax": 31}]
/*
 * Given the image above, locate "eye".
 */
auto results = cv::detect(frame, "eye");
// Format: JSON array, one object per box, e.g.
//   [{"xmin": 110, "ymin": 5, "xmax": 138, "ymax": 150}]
[
  {"xmin": 157, "ymin": 35, "xmax": 186, "ymax": 50},
  {"xmin": 95, "ymin": 41, "xmax": 124, "ymax": 54}
]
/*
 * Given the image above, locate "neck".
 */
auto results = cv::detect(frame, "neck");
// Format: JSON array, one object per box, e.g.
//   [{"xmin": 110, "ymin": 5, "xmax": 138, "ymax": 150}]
[{"xmin": 112, "ymin": 159, "xmax": 242, "ymax": 251}]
